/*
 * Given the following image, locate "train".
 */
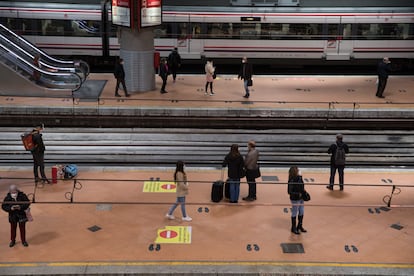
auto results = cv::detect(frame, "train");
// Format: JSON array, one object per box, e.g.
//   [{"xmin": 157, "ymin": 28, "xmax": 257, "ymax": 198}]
[{"xmin": 1, "ymin": 0, "xmax": 413, "ymax": 69}]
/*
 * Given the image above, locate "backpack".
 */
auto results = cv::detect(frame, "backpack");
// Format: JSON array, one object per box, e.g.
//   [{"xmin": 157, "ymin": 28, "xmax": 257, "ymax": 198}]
[
  {"xmin": 64, "ymin": 164, "xmax": 78, "ymax": 179},
  {"xmin": 334, "ymin": 144, "xmax": 346, "ymax": 166},
  {"xmin": 21, "ymin": 132, "xmax": 35, "ymax": 151}
]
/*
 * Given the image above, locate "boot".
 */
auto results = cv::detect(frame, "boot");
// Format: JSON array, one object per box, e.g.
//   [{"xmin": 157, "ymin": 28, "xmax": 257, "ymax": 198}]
[
  {"xmin": 291, "ymin": 217, "xmax": 300, "ymax": 235},
  {"xmin": 297, "ymin": 215, "xmax": 307, "ymax": 233}
]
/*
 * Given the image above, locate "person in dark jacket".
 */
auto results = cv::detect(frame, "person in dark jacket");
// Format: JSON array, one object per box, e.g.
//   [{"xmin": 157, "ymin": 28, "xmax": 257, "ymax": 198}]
[
  {"xmin": 2, "ymin": 185, "xmax": 31, "ymax": 247},
  {"xmin": 32, "ymin": 54, "xmax": 41, "ymax": 84},
  {"xmin": 222, "ymin": 144, "xmax": 245, "ymax": 203},
  {"xmin": 32, "ymin": 125, "xmax": 49, "ymax": 184},
  {"xmin": 168, "ymin": 47, "xmax": 181, "ymax": 83},
  {"xmin": 327, "ymin": 134, "xmax": 350, "ymax": 191},
  {"xmin": 287, "ymin": 166, "xmax": 307, "ymax": 235},
  {"xmin": 114, "ymin": 58, "xmax": 130, "ymax": 97},
  {"xmin": 238, "ymin": 56, "xmax": 253, "ymax": 98},
  {"xmin": 159, "ymin": 58, "xmax": 169, "ymax": 94},
  {"xmin": 376, "ymin": 57, "xmax": 391, "ymax": 98}
]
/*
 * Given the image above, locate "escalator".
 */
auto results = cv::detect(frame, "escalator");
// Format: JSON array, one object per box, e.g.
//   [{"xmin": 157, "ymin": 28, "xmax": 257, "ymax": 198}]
[{"xmin": 0, "ymin": 23, "xmax": 89, "ymax": 96}]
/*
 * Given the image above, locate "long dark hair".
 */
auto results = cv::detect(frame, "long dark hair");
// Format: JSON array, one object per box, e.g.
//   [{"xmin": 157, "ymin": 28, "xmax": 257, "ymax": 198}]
[
  {"xmin": 288, "ymin": 166, "xmax": 299, "ymax": 182},
  {"xmin": 229, "ymin": 144, "xmax": 240, "ymax": 158},
  {"xmin": 174, "ymin": 160, "xmax": 185, "ymax": 181}
]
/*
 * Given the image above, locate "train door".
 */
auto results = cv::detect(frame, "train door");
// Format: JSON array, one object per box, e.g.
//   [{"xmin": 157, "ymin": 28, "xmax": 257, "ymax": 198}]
[
  {"xmin": 176, "ymin": 16, "xmax": 202, "ymax": 59},
  {"xmin": 324, "ymin": 20, "xmax": 353, "ymax": 60}
]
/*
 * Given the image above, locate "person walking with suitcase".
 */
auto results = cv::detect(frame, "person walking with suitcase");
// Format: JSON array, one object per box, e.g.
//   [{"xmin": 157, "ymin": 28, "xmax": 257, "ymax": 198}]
[
  {"xmin": 327, "ymin": 134, "xmax": 349, "ymax": 191},
  {"xmin": 222, "ymin": 144, "xmax": 245, "ymax": 203},
  {"xmin": 114, "ymin": 58, "xmax": 130, "ymax": 98},
  {"xmin": 168, "ymin": 47, "xmax": 181, "ymax": 83},
  {"xmin": 31, "ymin": 125, "xmax": 50, "ymax": 184},
  {"xmin": 166, "ymin": 161, "xmax": 192, "ymax": 222},
  {"xmin": 288, "ymin": 166, "xmax": 307, "ymax": 235},
  {"xmin": 2, "ymin": 185, "xmax": 31, "ymax": 247},
  {"xmin": 243, "ymin": 140, "xmax": 260, "ymax": 201}
]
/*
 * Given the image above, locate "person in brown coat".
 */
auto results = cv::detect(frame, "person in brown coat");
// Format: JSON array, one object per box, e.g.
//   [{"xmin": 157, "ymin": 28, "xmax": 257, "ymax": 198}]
[{"xmin": 166, "ymin": 161, "xmax": 192, "ymax": 221}]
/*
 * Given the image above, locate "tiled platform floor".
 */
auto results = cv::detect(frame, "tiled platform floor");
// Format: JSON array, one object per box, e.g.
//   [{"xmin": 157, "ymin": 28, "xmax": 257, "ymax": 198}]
[{"xmin": 0, "ymin": 168, "xmax": 413, "ymax": 274}]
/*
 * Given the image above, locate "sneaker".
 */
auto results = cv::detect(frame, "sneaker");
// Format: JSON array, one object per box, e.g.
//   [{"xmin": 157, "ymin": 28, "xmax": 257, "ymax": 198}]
[
  {"xmin": 326, "ymin": 185, "xmax": 333, "ymax": 190},
  {"xmin": 9, "ymin": 241, "xmax": 15, "ymax": 247},
  {"xmin": 22, "ymin": 241, "xmax": 29, "ymax": 247},
  {"xmin": 204, "ymin": 92, "xmax": 208, "ymax": 95},
  {"xmin": 210, "ymin": 91, "xmax": 215, "ymax": 95},
  {"xmin": 182, "ymin": 216, "xmax": 192, "ymax": 222},
  {"xmin": 210, "ymin": 93, "xmax": 214, "ymax": 96},
  {"xmin": 165, "ymin": 214, "xmax": 175, "ymax": 220}
]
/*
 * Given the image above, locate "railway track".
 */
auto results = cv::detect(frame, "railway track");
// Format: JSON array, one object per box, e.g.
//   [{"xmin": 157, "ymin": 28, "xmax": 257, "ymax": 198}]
[{"xmin": 0, "ymin": 128, "xmax": 413, "ymax": 168}]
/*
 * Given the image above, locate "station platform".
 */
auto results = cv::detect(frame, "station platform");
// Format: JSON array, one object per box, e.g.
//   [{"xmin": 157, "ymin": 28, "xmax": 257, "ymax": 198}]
[
  {"xmin": 0, "ymin": 167, "xmax": 413, "ymax": 275},
  {"xmin": 0, "ymin": 74, "xmax": 413, "ymax": 128}
]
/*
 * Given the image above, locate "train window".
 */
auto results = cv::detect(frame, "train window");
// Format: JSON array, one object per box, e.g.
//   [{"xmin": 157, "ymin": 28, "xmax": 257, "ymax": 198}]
[
  {"xmin": 206, "ymin": 23, "xmax": 232, "ymax": 39},
  {"xmin": 262, "ymin": 23, "xmax": 323, "ymax": 39},
  {"xmin": 153, "ymin": 23, "xmax": 169, "ymax": 38},
  {"xmin": 356, "ymin": 23, "xmax": 412, "ymax": 40},
  {"xmin": 1, "ymin": 18, "xmax": 23, "ymax": 34},
  {"xmin": 21, "ymin": 19, "xmax": 41, "ymax": 36}
]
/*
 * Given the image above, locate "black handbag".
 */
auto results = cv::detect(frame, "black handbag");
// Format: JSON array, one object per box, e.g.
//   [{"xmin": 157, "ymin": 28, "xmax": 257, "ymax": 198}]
[
  {"xmin": 247, "ymin": 79, "xmax": 253, "ymax": 86},
  {"xmin": 247, "ymin": 166, "xmax": 261, "ymax": 179},
  {"xmin": 302, "ymin": 190, "xmax": 311, "ymax": 201}
]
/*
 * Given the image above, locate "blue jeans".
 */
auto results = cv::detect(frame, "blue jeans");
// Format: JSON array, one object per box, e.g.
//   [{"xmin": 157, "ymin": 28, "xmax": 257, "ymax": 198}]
[
  {"xmin": 329, "ymin": 165, "xmax": 344, "ymax": 186},
  {"xmin": 291, "ymin": 199, "xmax": 304, "ymax": 217},
  {"xmin": 229, "ymin": 178, "xmax": 240, "ymax": 202},
  {"xmin": 168, "ymin": 196, "xmax": 187, "ymax": 217},
  {"xmin": 243, "ymin": 80, "xmax": 250, "ymax": 96}
]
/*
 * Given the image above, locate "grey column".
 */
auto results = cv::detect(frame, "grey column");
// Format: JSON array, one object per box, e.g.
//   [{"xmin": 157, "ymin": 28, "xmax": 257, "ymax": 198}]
[{"xmin": 119, "ymin": 27, "xmax": 155, "ymax": 92}]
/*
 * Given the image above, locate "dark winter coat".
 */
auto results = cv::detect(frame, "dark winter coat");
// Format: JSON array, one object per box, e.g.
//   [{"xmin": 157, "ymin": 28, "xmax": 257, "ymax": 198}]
[
  {"xmin": 159, "ymin": 63, "xmax": 169, "ymax": 79},
  {"xmin": 222, "ymin": 153, "xmax": 244, "ymax": 179},
  {"xmin": 2, "ymin": 191, "xmax": 30, "ymax": 223},
  {"xmin": 377, "ymin": 61, "xmax": 391, "ymax": 79},
  {"xmin": 328, "ymin": 141, "xmax": 350, "ymax": 166},
  {"xmin": 168, "ymin": 50, "xmax": 181, "ymax": 67},
  {"xmin": 114, "ymin": 62, "xmax": 125, "ymax": 79},
  {"xmin": 288, "ymin": 175, "xmax": 305, "ymax": 201},
  {"xmin": 238, "ymin": 62, "xmax": 253, "ymax": 80},
  {"xmin": 32, "ymin": 132, "xmax": 45, "ymax": 153}
]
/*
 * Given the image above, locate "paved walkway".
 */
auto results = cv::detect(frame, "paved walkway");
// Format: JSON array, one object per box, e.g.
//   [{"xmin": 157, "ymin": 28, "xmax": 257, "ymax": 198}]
[{"xmin": 0, "ymin": 168, "xmax": 413, "ymax": 274}]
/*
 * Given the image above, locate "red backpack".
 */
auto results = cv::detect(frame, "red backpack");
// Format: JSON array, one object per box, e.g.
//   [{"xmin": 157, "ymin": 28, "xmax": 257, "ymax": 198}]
[{"xmin": 21, "ymin": 132, "xmax": 35, "ymax": 151}]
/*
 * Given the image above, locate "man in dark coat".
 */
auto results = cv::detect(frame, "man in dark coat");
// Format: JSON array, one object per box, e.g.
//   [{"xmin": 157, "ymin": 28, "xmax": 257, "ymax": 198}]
[
  {"xmin": 168, "ymin": 47, "xmax": 181, "ymax": 83},
  {"xmin": 159, "ymin": 58, "xmax": 169, "ymax": 94},
  {"xmin": 327, "ymin": 134, "xmax": 350, "ymax": 191},
  {"xmin": 2, "ymin": 185, "xmax": 31, "ymax": 247},
  {"xmin": 114, "ymin": 58, "xmax": 130, "ymax": 97},
  {"xmin": 238, "ymin": 56, "xmax": 253, "ymax": 98},
  {"xmin": 32, "ymin": 125, "xmax": 49, "ymax": 184},
  {"xmin": 376, "ymin": 57, "xmax": 391, "ymax": 98}
]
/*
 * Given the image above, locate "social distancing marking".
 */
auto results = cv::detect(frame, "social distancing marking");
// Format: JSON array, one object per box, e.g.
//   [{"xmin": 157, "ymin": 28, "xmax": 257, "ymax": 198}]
[
  {"xmin": 155, "ymin": 226, "xmax": 192, "ymax": 244},
  {"xmin": 143, "ymin": 181, "xmax": 176, "ymax": 193}
]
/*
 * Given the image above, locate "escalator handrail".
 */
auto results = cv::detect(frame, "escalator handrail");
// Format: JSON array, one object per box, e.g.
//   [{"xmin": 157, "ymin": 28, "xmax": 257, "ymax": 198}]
[
  {"xmin": 0, "ymin": 33, "xmax": 76, "ymax": 73},
  {"xmin": 0, "ymin": 43, "xmax": 82, "ymax": 91},
  {"xmin": 0, "ymin": 24, "xmax": 89, "ymax": 79}
]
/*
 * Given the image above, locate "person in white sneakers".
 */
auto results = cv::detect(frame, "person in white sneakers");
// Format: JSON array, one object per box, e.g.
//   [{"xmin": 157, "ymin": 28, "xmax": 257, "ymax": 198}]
[{"xmin": 166, "ymin": 161, "xmax": 192, "ymax": 221}]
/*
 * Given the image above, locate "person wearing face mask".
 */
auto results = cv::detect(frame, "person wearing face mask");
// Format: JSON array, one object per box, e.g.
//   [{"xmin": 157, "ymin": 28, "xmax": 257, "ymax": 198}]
[
  {"xmin": 31, "ymin": 125, "xmax": 50, "ymax": 184},
  {"xmin": 114, "ymin": 58, "xmax": 130, "ymax": 97},
  {"xmin": 2, "ymin": 185, "xmax": 31, "ymax": 247},
  {"xmin": 287, "ymin": 166, "xmax": 307, "ymax": 235},
  {"xmin": 238, "ymin": 56, "xmax": 253, "ymax": 98}
]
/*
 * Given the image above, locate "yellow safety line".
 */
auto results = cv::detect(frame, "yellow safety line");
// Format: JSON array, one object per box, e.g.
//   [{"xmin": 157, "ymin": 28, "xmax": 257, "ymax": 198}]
[{"xmin": 0, "ymin": 261, "xmax": 413, "ymax": 269}]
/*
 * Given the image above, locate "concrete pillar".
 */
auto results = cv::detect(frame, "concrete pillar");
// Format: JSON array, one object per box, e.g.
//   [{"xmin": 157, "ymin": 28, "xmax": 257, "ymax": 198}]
[{"xmin": 119, "ymin": 27, "xmax": 155, "ymax": 92}]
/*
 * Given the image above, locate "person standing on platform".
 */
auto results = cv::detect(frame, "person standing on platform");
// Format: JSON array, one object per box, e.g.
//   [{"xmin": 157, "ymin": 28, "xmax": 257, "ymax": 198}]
[
  {"xmin": 32, "ymin": 125, "xmax": 50, "ymax": 184},
  {"xmin": 114, "ymin": 58, "xmax": 130, "ymax": 98},
  {"xmin": 327, "ymin": 134, "xmax": 349, "ymax": 191},
  {"xmin": 238, "ymin": 56, "xmax": 253, "ymax": 98},
  {"xmin": 222, "ymin": 144, "xmax": 245, "ymax": 203},
  {"xmin": 2, "ymin": 185, "xmax": 31, "ymax": 247},
  {"xmin": 166, "ymin": 161, "xmax": 192, "ymax": 222},
  {"xmin": 287, "ymin": 166, "xmax": 307, "ymax": 235},
  {"xmin": 159, "ymin": 58, "xmax": 169, "ymax": 94},
  {"xmin": 243, "ymin": 140, "xmax": 260, "ymax": 201},
  {"xmin": 204, "ymin": 59, "xmax": 215, "ymax": 96},
  {"xmin": 376, "ymin": 57, "xmax": 392, "ymax": 98},
  {"xmin": 168, "ymin": 47, "xmax": 181, "ymax": 83}
]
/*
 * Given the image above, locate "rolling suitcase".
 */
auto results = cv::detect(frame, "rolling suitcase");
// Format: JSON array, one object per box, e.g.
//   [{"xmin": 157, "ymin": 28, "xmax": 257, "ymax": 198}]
[{"xmin": 211, "ymin": 169, "xmax": 225, "ymax": 202}]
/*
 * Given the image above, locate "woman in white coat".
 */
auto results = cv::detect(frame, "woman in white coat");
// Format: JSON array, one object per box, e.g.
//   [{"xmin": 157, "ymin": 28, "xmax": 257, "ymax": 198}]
[{"xmin": 204, "ymin": 59, "xmax": 215, "ymax": 96}]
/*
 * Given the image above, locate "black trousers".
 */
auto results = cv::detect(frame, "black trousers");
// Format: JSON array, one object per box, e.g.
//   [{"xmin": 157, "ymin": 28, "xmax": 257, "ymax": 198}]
[
  {"xmin": 160, "ymin": 76, "xmax": 167, "ymax": 92},
  {"xmin": 376, "ymin": 77, "xmax": 388, "ymax": 97},
  {"xmin": 246, "ymin": 176, "xmax": 257, "ymax": 198},
  {"xmin": 205, "ymin": 82, "xmax": 213, "ymax": 93},
  {"xmin": 32, "ymin": 152, "xmax": 47, "ymax": 179},
  {"xmin": 115, "ymin": 78, "xmax": 128, "ymax": 95},
  {"xmin": 170, "ymin": 66, "xmax": 178, "ymax": 81},
  {"xmin": 329, "ymin": 165, "xmax": 344, "ymax": 187}
]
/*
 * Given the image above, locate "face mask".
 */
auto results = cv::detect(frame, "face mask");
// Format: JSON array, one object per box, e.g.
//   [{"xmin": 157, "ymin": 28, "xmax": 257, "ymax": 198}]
[{"xmin": 11, "ymin": 192, "xmax": 18, "ymax": 199}]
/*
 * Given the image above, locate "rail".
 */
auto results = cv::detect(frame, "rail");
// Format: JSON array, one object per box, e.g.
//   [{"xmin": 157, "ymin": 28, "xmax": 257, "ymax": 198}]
[{"xmin": 1, "ymin": 177, "xmax": 413, "ymax": 209}]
